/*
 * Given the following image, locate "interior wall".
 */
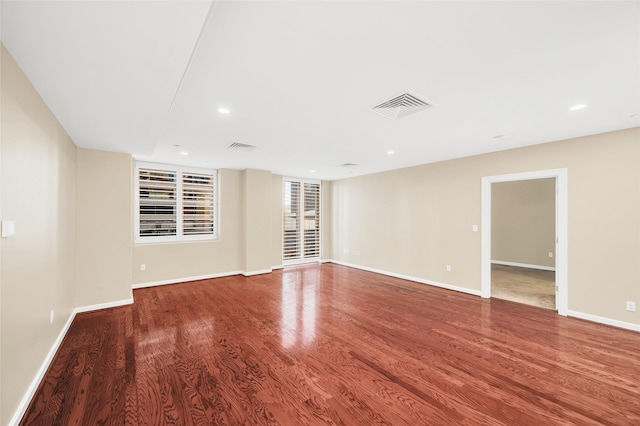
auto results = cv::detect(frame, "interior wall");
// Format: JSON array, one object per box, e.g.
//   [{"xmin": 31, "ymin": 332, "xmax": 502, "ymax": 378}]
[
  {"xmin": 271, "ymin": 174, "xmax": 284, "ymax": 268},
  {"xmin": 244, "ymin": 169, "xmax": 273, "ymax": 273},
  {"xmin": 75, "ymin": 148, "xmax": 133, "ymax": 307},
  {"xmin": 329, "ymin": 127, "xmax": 640, "ymax": 326},
  {"xmin": 132, "ymin": 168, "xmax": 244, "ymax": 284},
  {"xmin": 491, "ymin": 178, "xmax": 556, "ymax": 268},
  {"xmin": 321, "ymin": 180, "xmax": 333, "ymax": 260},
  {"xmin": 0, "ymin": 45, "xmax": 78, "ymax": 425}
]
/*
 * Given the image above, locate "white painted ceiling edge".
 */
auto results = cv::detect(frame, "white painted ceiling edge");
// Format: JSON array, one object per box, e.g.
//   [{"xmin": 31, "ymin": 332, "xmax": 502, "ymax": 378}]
[{"xmin": 2, "ymin": 0, "xmax": 639, "ymax": 181}]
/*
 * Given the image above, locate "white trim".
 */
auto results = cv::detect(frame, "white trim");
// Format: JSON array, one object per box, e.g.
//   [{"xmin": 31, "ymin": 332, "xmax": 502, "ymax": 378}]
[
  {"xmin": 481, "ymin": 168, "xmax": 568, "ymax": 316},
  {"xmin": 8, "ymin": 298, "xmax": 134, "ymax": 425},
  {"xmin": 567, "ymin": 310, "xmax": 640, "ymax": 332},
  {"xmin": 327, "ymin": 260, "xmax": 482, "ymax": 296},
  {"xmin": 271, "ymin": 264, "xmax": 284, "ymax": 270},
  {"xmin": 283, "ymin": 258, "xmax": 321, "ymax": 267},
  {"xmin": 491, "ymin": 260, "xmax": 556, "ymax": 272},
  {"xmin": 242, "ymin": 269, "xmax": 273, "ymax": 276},
  {"xmin": 134, "ymin": 161, "xmax": 218, "ymax": 244},
  {"xmin": 74, "ymin": 298, "xmax": 133, "ymax": 313},
  {"xmin": 283, "ymin": 176, "xmax": 321, "ymax": 185},
  {"xmin": 132, "ymin": 271, "xmax": 243, "ymax": 289},
  {"xmin": 9, "ymin": 311, "xmax": 77, "ymax": 426}
]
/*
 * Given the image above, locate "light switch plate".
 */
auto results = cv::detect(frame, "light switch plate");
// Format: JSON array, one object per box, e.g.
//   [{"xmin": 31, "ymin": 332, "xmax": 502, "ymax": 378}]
[{"xmin": 1, "ymin": 220, "xmax": 15, "ymax": 238}]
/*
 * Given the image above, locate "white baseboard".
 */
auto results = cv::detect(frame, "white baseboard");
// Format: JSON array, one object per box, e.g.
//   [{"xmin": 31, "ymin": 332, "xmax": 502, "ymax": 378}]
[
  {"xmin": 9, "ymin": 296, "xmax": 135, "ymax": 425},
  {"xmin": 132, "ymin": 270, "xmax": 243, "ymax": 289},
  {"xmin": 243, "ymin": 269, "xmax": 272, "ymax": 276},
  {"xmin": 271, "ymin": 264, "xmax": 284, "ymax": 270},
  {"xmin": 74, "ymin": 298, "xmax": 134, "ymax": 313},
  {"xmin": 491, "ymin": 260, "xmax": 556, "ymax": 271},
  {"xmin": 567, "ymin": 310, "xmax": 640, "ymax": 332},
  {"xmin": 326, "ymin": 260, "xmax": 482, "ymax": 297},
  {"xmin": 9, "ymin": 310, "xmax": 77, "ymax": 426}
]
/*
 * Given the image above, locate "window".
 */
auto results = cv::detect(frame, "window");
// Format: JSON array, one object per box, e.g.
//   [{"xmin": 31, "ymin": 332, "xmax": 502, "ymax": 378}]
[
  {"xmin": 283, "ymin": 178, "xmax": 320, "ymax": 262},
  {"xmin": 135, "ymin": 162, "xmax": 217, "ymax": 243}
]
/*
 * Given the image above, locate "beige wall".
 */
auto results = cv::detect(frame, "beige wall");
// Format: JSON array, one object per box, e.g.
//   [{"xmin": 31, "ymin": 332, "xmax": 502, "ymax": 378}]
[
  {"xmin": 76, "ymin": 149, "xmax": 133, "ymax": 307},
  {"xmin": 321, "ymin": 180, "xmax": 333, "ymax": 260},
  {"xmin": 271, "ymin": 174, "xmax": 284, "ymax": 268},
  {"xmin": 132, "ymin": 168, "xmax": 244, "ymax": 284},
  {"xmin": 244, "ymin": 169, "xmax": 273, "ymax": 273},
  {"xmin": 329, "ymin": 127, "xmax": 640, "ymax": 326},
  {"xmin": 1, "ymin": 45, "xmax": 78, "ymax": 425},
  {"xmin": 492, "ymin": 178, "xmax": 556, "ymax": 267}
]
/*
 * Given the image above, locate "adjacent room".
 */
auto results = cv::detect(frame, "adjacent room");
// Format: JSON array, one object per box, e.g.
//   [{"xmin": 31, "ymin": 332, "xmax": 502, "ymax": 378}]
[{"xmin": 1, "ymin": 1, "xmax": 639, "ymax": 425}]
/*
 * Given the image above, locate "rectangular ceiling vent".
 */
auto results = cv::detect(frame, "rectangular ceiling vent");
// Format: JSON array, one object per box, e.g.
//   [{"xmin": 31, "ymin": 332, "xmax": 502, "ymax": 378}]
[
  {"xmin": 371, "ymin": 91, "xmax": 433, "ymax": 120},
  {"xmin": 227, "ymin": 142, "xmax": 257, "ymax": 151}
]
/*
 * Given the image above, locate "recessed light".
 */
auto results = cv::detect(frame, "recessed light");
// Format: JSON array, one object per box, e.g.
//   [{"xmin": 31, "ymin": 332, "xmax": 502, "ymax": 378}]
[
  {"xmin": 387, "ymin": 150, "xmax": 395, "ymax": 155},
  {"xmin": 310, "ymin": 170, "xmax": 316, "ymax": 173},
  {"xmin": 218, "ymin": 108, "xmax": 230, "ymax": 114},
  {"xmin": 569, "ymin": 104, "xmax": 586, "ymax": 111},
  {"xmin": 180, "ymin": 151, "xmax": 189, "ymax": 156}
]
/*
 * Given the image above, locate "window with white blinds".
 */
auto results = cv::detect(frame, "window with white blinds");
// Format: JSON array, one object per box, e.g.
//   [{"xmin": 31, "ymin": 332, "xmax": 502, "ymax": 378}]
[
  {"xmin": 283, "ymin": 178, "xmax": 320, "ymax": 262},
  {"xmin": 135, "ymin": 162, "xmax": 217, "ymax": 242}
]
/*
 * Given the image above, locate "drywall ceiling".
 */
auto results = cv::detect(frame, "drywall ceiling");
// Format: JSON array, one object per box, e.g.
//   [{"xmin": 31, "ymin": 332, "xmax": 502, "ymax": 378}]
[{"xmin": 2, "ymin": 1, "xmax": 639, "ymax": 180}]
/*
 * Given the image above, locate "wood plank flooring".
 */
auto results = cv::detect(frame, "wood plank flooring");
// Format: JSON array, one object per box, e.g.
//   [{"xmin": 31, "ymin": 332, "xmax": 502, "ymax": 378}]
[
  {"xmin": 491, "ymin": 264, "xmax": 556, "ymax": 310},
  {"xmin": 21, "ymin": 263, "xmax": 640, "ymax": 425}
]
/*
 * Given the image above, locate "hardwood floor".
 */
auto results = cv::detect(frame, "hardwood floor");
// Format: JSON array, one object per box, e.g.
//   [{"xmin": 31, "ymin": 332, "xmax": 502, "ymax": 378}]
[
  {"xmin": 21, "ymin": 263, "xmax": 640, "ymax": 425},
  {"xmin": 491, "ymin": 264, "xmax": 556, "ymax": 310}
]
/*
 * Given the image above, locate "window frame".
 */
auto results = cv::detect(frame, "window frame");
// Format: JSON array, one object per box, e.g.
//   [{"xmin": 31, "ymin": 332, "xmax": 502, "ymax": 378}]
[
  {"xmin": 134, "ymin": 161, "xmax": 218, "ymax": 244},
  {"xmin": 283, "ymin": 177, "xmax": 321, "ymax": 264}
]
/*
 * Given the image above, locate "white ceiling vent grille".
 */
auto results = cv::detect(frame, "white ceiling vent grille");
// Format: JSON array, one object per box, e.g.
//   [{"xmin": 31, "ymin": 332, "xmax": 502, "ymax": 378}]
[
  {"xmin": 227, "ymin": 142, "xmax": 257, "ymax": 151},
  {"xmin": 371, "ymin": 92, "xmax": 433, "ymax": 120}
]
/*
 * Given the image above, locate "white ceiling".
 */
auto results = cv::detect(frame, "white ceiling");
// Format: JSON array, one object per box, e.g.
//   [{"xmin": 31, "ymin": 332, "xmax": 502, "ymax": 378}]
[{"xmin": 2, "ymin": 1, "xmax": 639, "ymax": 181}]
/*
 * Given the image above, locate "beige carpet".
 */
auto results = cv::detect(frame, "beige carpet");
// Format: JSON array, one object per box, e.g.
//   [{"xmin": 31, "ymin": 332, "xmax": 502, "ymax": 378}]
[{"xmin": 491, "ymin": 264, "xmax": 556, "ymax": 310}]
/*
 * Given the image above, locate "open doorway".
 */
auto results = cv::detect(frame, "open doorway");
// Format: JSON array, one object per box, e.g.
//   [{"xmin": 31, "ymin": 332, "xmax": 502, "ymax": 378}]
[
  {"xmin": 481, "ymin": 169, "xmax": 568, "ymax": 315},
  {"xmin": 491, "ymin": 178, "xmax": 556, "ymax": 310}
]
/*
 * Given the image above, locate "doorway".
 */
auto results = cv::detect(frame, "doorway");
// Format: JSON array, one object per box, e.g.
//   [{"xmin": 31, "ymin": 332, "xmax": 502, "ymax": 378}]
[
  {"xmin": 491, "ymin": 178, "xmax": 556, "ymax": 309},
  {"xmin": 481, "ymin": 169, "xmax": 568, "ymax": 315},
  {"xmin": 283, "ymin": 178, "xmax": 321, "ymax": 265}
]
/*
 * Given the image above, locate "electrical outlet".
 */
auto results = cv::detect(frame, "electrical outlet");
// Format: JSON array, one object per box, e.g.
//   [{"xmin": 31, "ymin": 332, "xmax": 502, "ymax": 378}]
[
  {"xmin": 50, "ymin": 309, "xmax": 54, "ymax": 324},
  {"xmin": 140, "ymin": 264, "xmax": 146, "ymax": 271},
  {"xmin": 446, "ymin": 265, "xmax": 452, "ymax": 272},
  {"xmin": 626, "ymin": 301, "xmax": 636, "ymax": 312},
  {"xmin": 344, "ymin": 248, "xmax": 349, "ymax": 255},
  {"xmin": 548, "ymin": 252, "xmax": 553, "ymax": 258},
  {"xmin": 356, "ymin": 251, "xmax": 361, "ymax": 256},
  {"xmin": 472, "ymin": 224, "xmax": 478, "ymax": 232}
]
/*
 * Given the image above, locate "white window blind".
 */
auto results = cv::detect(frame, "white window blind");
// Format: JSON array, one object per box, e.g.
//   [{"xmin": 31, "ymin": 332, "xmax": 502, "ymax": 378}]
[
  {"xmin": 135, "ymin": 162, "xmax": 217, "ymax": 242},
  {"xmin": 182, "ymin": 173, "xmax": 215, "ymax": 236},
  {"xmin": 139, "ymin": 169, "xmax": 177, "ymax": 237},
  {"xmin": 283, "ymin": 178, "xmax": 320, "ymax": 262},
  {"xmin": 283, "ymin": 181, "xmax": 301, "ymax": 260},
  {"xmin": 303, "ymin": 182, "xmax": 320, "ymax": 258}
]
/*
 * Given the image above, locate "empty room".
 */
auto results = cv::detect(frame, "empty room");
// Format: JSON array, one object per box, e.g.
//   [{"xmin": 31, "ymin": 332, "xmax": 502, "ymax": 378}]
[{"xmin": 1, "ymin": 1, "xmax": 639, "ymax": 425}]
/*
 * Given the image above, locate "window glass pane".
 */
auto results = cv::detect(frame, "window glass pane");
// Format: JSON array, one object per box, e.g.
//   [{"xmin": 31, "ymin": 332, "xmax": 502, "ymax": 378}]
[
  {"xmin": 183, "ymin": 173, "xmax": 215, "ymax": 236},
  {"xmin": 283, "ymin": 181, "xmax": 300, "ymax": 260},
  {"xmin": 303, "ymin": 183, "xmax": 320, "ymax": 258},
  {"xmin": 283, "ymin": 179, "xmax": 320, "ymax": 261},
  {"xmin": 139, "ymin": 169, "xmax": 177, "ymax": 236}
]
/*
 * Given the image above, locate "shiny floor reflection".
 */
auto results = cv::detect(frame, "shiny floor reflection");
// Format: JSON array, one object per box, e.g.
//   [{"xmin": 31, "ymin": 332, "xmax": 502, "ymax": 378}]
[
  {"xmin": 280, "ymin": 267, "xmax": 318, "ymax": 347},
  {"xmin": 21, "ymin": 263, "xmax": 640, "ymax": 425}
]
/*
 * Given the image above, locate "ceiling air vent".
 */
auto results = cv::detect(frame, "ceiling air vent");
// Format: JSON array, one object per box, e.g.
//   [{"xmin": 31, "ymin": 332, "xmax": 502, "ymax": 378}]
[
  {"xmin": 227, "ymin": 142, "xmax": 257, "ymax": 151},
  {"xmin": 371, "ymin": 91, "xmax": 433, "ymax": 120},
  {"xmin": 341, "ymin": 163, "xmax": 359, "ymax": 167}
]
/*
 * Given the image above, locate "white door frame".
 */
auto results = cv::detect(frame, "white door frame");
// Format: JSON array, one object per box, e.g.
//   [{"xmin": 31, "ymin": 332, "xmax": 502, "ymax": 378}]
[{"xmin": 481, "ymin": 168, "xmax": 568, "ymax": 315}]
